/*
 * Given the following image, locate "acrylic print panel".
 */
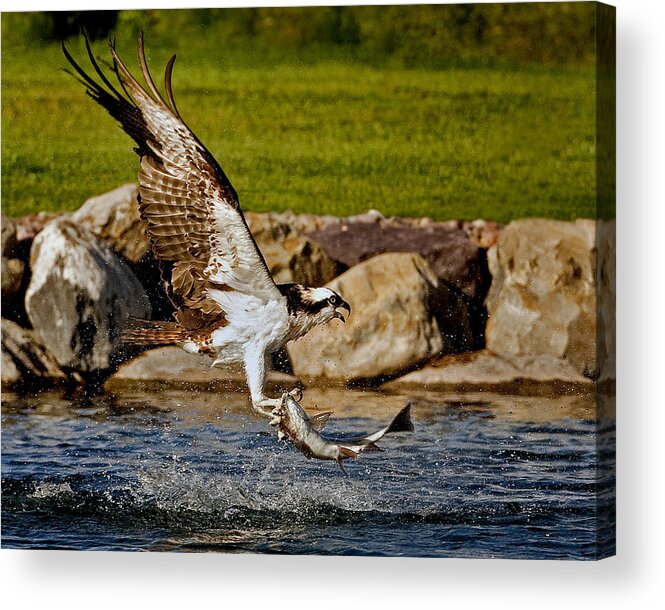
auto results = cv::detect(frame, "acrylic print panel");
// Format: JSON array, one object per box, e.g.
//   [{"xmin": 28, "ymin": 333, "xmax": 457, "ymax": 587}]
[{"xmin": 1, "ymin": 2, "xmax": 615, "ymax": 559}]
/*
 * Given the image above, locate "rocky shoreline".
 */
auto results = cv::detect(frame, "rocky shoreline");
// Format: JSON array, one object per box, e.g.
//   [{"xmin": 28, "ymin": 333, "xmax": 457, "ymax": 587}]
[{"xmin": 1, "ymin": 183, "xmax": 615, "ymax": 396}]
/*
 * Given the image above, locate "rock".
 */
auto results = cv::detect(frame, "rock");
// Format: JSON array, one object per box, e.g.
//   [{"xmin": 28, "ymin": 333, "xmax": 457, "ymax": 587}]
[
  {"xmin": 1, "ymin": 319, "xmax": 65, "ymax": 388},
  {"xmin": 1, "ymin": 257, "xmax": 24, "ymax": 298},
  {"xmin": 462, "ymin": 219, "xmax": 503, "ymax": 249},
  {"xmin": 484, "ymin": 244, "xmax": 503, "ymax": 315},
  {"xmin": 1, "ymin": 348, "xmax": 20, "ymax": 386},
  {"xmin": 344, "ymin": 209, "xmax": 386, "ymax": 224},
  {"xmin": 2, "ymin": 214, "xmax": 19, "ymax": 257},
  {"xmin": 246, "ymin": 210, "xmax": 342, "ymax": 237},
  {"xmin": 1, "ymin": 253, "xmax": 30, "ymax": 327},
  {"xmin": 1, "ymin": 217, "xmax": 30, "ymax": 324},
  {"xmin": 71, "ymin": 183, "xmax": 149, "ymax": 264},
  {"xmin": 485, "ymin": 219, "xmax": 597, "ymax": 378},
  {"xmin": 307, "ymin": 222, "xmax": 490, "ymax": 302},
  {"xmin": 106, "ymin": 345, "xmax": 300, "ymax": 391},
  {"xmin": 383, "ymin": 349, "xmax": 592, "ymax": 394},
  {"xmin": 3, "ymin": 215, "xmax": 34, "ymax": 326},
  {"xmin": 307, "ymin": 221, "xmax": 491, "ymax": 348},
  {"xmin": 14, "ymin": 211, "xmax": 62, "ymax": 248},
  {"xmin": 246, "ymin": 212, "xmax": 340, "ymax": 286},
  {"xmin": 287, "ymin": 252, "xmax": 473, "ymax": 382},
  {"xmin": 384, "ymin": 350, "xmax": 521, "ymax": 390},
  {"xmin": 597, "ymin": 220, "xmax": 615, "ymax": 383},
  {"xmin": 510, "ymin": 353, "xmax": 593, "ymax": 385},
  {"xmin": 25, "ymin": 218, "xmax": 151, "ymax": 374}
]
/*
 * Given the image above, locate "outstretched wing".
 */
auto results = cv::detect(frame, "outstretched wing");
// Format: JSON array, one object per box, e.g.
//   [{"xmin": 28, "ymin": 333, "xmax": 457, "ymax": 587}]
[{"xmin": 63, "ymin": 33, "xmax": 281, "ymax": 330}]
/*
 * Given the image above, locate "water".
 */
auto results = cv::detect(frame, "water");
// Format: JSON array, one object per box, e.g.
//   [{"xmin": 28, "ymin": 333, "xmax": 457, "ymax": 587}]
[{"xmin": 1, "ymin": 386, "xmax": 615, "ymax": 558}]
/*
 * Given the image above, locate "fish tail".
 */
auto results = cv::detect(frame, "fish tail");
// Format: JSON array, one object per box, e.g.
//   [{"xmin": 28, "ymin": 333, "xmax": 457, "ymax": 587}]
[
  {"xmin": 386, "ymin": 402, "xmax": 414, "ymax": 434},
  {"xmin": 361, "ymin": 442, "xmax": 383, "ymax": 453}
]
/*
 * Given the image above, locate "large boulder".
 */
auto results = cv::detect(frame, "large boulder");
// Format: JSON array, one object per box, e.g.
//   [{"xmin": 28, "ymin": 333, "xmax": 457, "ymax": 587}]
[
  {"xmin": 485, "ymin": 219, "xmax": 597, "ymax": 378},
  {"xmin": 383, "ymin": 350, "xmax": 592, "ymax": 394},
  {"xmin": 25, "ymin": 218, "xmax": 151, "ymax": 374},
  {"xmin": 287, "ymin": 252, "xmax": 472, "ymax": 382},
  {"xmin": 13, "ymin": 211, "xmax": 62, "ymax": 250},
  {"xmin": 1, "ymin": 319, "xmax": 65, "ymax": 388},
  {"xmin": 71, "ymin": 183, "xmax": 149, "ymax": 264},
  {"xmin": 106, "ymin": 345, "xmax": 299, "ymax": 393},
  {"xmin": 246, "ymin": 210, "xmax": 342, "ymax": 237},
  {"xmin": 307, "ymin": 221, "xmax": 490, "ymax": 302},
  {"xmin": 245, "ymin": 211, "xmax": 340, "ymax": 286},
  {"xmin": 307, "ymin": 221, "xmax": 491, "ymax": 348}
]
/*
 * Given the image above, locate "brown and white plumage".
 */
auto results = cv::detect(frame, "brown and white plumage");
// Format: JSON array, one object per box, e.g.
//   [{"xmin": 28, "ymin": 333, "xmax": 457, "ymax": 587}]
[{"xmin": 64, "ymin": 34, "xmax": 350, "ymax": 415}]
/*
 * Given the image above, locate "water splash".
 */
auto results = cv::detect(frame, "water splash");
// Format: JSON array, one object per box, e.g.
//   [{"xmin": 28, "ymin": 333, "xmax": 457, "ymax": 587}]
[{"xmin": 1, "ymin": 388, "xmax": 613, "ymax": 558}]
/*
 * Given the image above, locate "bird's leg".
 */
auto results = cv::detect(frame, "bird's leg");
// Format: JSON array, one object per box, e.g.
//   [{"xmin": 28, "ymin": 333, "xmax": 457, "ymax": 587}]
[{"xmin": 244, "ymin": 349, "xmax": 284, "ymax": 418}]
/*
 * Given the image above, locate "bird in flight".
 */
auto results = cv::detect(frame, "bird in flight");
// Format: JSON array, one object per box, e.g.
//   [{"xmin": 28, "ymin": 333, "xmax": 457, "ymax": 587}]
[{"xmin": 63, "ymin": 34, "xmax": 350, "ymax": 416}]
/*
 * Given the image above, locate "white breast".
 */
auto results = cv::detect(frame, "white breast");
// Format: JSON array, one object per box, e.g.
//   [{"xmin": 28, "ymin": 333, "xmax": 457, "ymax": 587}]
[{"xmin": 207, "ymin": 289, "xmax": 291, "ymax": 353}]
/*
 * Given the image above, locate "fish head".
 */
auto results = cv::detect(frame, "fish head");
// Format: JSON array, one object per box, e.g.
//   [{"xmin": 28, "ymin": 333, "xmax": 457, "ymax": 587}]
[{"xmin": 273, "ymin": 394, "xmax": 310, "ymax": 436}]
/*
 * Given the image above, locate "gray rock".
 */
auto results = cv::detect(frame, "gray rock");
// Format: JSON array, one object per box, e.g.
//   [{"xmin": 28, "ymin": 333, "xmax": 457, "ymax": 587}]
[
  {"xmin": 384, "ymin": 350, "xmax": 521, "ymax": 390},
  {"xmin": 1, "ymin": 347, "xmax": 20, "ymax": 386},
  {"xmin": 287, "ymin": 252, "xmax": 472, "ymax": 382},
  {"xmin": 383, "ymin": 349, "xmax": 592, "ymax": 394},
  {"xmin": 1, "ymin": 319, "xmax": 65, "ymax": 388},
  {"xmin": 485, "ymin": 219, "xmax": 598, "ymax": 379},
  {"xmin": 25, "ymin": 218, "xmax": 151, "ymax": 373},
  {"xmin": 511, "ymin": 353, "xmax": 593, "ymax": 385},
  {"xmin": 246, "ymin": 210, "xmax": 342, "ymax": 237},
  {"xmin": 14, "ymin": 211, "xmax": 63, "ymax": 247},
  {"xmin": 106, "ymin": 345, "xmax": 299, "ymax": 391},
  {"xmin": 245, "ymin": 211, "xmax": 340, "ymax": 286},
  {"xmin": 71, "ymin": 183, "xmax": 149, "ymax": 264}
]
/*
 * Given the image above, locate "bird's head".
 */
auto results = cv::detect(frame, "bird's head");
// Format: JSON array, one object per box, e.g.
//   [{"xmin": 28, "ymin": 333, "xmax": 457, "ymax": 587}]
[{"xmin": 280, "ymin": 284, "xmax": 351, "ymax": 336}]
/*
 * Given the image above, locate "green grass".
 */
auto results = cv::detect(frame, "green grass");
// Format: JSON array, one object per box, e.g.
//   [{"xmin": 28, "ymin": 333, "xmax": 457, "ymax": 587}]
[{"xmin": 1, "ymin": 37, "xmax": 596, "ymax": 222}]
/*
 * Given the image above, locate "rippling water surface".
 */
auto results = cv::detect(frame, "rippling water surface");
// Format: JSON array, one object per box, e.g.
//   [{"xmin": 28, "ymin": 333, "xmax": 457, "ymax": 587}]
[{"xmin": 1, "ymin": 386, "xmax": 614, "ymax": 558}]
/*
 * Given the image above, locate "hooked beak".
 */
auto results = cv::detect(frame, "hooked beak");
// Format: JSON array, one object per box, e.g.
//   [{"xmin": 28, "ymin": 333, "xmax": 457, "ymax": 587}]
[{"xmin": 333, "ymin": 299, "xmax": 351, "ymax": 323}]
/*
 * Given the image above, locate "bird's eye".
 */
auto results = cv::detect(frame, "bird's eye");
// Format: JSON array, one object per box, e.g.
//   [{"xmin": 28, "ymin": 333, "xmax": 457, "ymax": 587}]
[{"xmin": 328, "ymin": 295, "xmax": 339, "ymax": 306}]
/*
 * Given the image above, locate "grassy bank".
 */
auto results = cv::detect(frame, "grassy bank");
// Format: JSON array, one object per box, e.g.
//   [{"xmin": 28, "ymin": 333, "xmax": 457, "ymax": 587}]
[{"xmin": 2, "ymin": 36, "xmax": 596, "ymax": 222}]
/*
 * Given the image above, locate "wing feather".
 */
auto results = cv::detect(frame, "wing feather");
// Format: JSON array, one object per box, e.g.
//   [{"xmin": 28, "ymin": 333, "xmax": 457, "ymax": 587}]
[
  {"xmin": 64, "ymin": 33, "xmax": 282, "ymax": 328},
  {"xmin": 163, "ymin": 54, "xmax": 183, "ymax": 120}
]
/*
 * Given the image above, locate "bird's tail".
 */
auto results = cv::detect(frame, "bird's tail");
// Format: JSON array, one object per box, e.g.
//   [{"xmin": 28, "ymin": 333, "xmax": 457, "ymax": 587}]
[{"xmin": 121, "ymin": 318, "xmax": 189, "ymax": 346}]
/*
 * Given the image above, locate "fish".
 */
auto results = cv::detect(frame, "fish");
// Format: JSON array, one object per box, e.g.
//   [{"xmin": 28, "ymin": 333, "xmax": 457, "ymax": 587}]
[{"xmin": 270, "ymin": 395, "xmax": 414, "ymax": 474}]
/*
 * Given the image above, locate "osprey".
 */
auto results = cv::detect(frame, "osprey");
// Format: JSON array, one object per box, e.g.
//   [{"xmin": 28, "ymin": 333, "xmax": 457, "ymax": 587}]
[{"xmin": 63, "ymin": 34, "xmax": 350, "ymax": 416}]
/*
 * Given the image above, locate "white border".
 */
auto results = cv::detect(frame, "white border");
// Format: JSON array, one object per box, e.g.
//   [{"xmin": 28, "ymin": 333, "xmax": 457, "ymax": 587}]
[{"xmin": 2, "ymin": 1, "xmax": 664, "ymax": 608}]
